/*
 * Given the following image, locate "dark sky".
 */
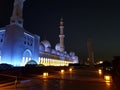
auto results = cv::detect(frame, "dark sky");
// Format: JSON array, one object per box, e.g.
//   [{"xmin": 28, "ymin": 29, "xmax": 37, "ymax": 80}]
[{"xmin": 0, "ymin": 0, "xmax": 120, "ymax": 61}]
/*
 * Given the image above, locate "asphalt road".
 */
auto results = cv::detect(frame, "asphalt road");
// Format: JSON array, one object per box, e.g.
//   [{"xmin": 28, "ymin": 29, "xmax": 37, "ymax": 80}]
[{"xmin": 0, "ymin": 67, "xmax": 117, "ymax": 90}]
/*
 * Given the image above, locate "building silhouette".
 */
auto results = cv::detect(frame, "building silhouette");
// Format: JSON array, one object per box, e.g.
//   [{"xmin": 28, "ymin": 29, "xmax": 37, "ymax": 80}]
[{"xmin": 87, "ymin": 38, "xmax": 94, "ymax": 65}]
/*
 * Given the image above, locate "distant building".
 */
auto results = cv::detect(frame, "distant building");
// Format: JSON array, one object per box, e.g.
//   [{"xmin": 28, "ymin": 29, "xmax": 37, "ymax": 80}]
[
  {"xmin": 0, "ymin": 0, "xmax": 78, "ymax": 66},
  {"xmin": 87, "ymin": 38, "xmax": 94, "ymax": 65}
]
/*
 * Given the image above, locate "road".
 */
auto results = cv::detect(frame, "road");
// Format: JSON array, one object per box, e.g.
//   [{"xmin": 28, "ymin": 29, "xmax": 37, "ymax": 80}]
[{"xmin": 0, "ymin": 67, "xmax": 117, "ymax": 90}]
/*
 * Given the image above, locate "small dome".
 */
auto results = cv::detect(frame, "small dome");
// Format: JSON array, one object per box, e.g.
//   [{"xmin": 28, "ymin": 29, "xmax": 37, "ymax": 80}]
[
  {"xmin": 41, "ymin": 40, "xmax": 51, "ymax": 48},
  {"xmin": 39, "ymin": 43, "xmax": 45, "ymax": 51},
  {"xmin": 45, "ymin": 47, "xmax": 51, "ymax": 53},
  {"xmin": 60, "ymin": 52, "xmax": 64, "ymax": 57},
  {"xmin": 66, "ymin": 54, "xmax": 70, "ymax": 58},
  {"xmin": 71, "ymin": 56, "xmax": 79, "ymax": 63},
  {"xmin": 55, "ymin": 43, "xmax": 60, "ymax": 51},
  {"xmin": 69, "ymin": 52, "xmax": 75, "ymax": 56},
  {"xmin": 63, "ymin": 51, "xmax": 67, "ymax": 55},
  {"xmin": 51, "ymin": 49, "xmax": 57, "ymax": 54},
  {"xmin": 57, "ymin": 51, "xmax": 60, "ymax": 55}
]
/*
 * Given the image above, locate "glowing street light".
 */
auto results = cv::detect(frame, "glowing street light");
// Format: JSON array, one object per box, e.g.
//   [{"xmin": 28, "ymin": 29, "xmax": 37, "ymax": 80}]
[
  {"xmin": 43, "ymin": 72, "xmax": 48, "ymax": 78},
  {"xmin": 98, "ymin": 69, "xmax": 102, "ymax": 75},
  {"xmin": 104, "ymin": 75, "xmax": 112, "ymax": 82},
  {"xmin": 105, "ymin": 82, "xmax": 111, "ymax": 87},
  {"xmin": 69, "ymin": 68, "xmax": 72, "ymax": 72},
  {"xmin": 104, "ymin": 75, "xmax": 112, "ymax": 87},
  {"xmin": 60, "ymin": 69, "xmax": 65, "ymax": 74}
]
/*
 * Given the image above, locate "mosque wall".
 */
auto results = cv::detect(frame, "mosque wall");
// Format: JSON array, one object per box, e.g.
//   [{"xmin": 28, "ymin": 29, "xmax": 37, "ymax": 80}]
[
  {"xmin": 0, "ymin": 25, "xmax": 41, "ymax": 66},
  {"xmin": 0, "ymin": 25, "xmax": 78, "ymax": 66},
  {"xmin": 0, "ymin": 0, "xmax": 79, "ymax": 66}
]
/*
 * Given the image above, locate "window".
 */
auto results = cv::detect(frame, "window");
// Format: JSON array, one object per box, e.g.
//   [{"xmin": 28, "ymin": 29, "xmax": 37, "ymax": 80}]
[
  {"xmin": 24, "ymin": 32, "xmax": 34, "ymax": 47},
  {"xmin": 0, "ymin": 30, "xmax": 5, "ymax": 45}
]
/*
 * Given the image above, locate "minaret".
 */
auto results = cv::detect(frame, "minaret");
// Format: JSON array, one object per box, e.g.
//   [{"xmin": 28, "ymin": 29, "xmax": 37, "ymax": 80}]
[
  {"xmin": 87, "ymin": 38, "xmax": 94, "ymax": 65},
  {"xmin": 10, "ymin": 0, "xmax": 26, "ymax": 28},
  {"xmin": 59, "ymin": 18, "xmax": 65, "ymax": 52}
]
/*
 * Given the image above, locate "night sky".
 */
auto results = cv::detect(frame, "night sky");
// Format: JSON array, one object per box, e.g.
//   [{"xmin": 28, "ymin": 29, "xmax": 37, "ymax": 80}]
[{"xmin": 0, "ymin": 0, "xmax": 120, "ymax": 61}]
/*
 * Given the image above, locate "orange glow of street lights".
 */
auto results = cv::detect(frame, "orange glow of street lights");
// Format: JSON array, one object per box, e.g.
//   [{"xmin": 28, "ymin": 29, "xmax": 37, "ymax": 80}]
[
  {"xmin": 98, "ymin": 69, "xmax": 102, "ymax": 75},
  {"xmin": 104, "ymin": 75, "xmax": 112, "ymax": 87},
  {"xmin": 104, "ymin": 75, "xmax": 112, "ymax": 82},
  {"xmin": 61, "ymin": 69, "xmax": 65, "ymax": 74},
  {"xmin": 69, "ymin": 68, "xmax": 72, "ymax": 72},
  {"xmin": 43, "ymin": 72, "xmax": 48, "ymax": 78}
]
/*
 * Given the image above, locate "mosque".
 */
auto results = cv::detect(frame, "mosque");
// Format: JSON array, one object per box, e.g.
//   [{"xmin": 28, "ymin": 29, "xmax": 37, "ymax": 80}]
[{"xmin": 0, "ymin": 0, "xmax": 78, "ymax": 66}]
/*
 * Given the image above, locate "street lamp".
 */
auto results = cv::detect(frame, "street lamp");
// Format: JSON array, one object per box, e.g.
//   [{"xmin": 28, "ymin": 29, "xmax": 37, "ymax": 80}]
[
  {"xmin": 43, "ymin": 72, "xmax": 48, "ymax": 78},
  {"xmin": 69, "ymin": 68, "xmax": 72, "ymax": 72},
  {"xmin": 60, "ymin": 69, "xmax": 65, "ymax": 74},
  {"xmin": 98, "ymin": 69, "xmax": 102, "ymax": 75},
  {"xmin": 104, "ymin": 75, "xmax": 112, "ymax": 82}
]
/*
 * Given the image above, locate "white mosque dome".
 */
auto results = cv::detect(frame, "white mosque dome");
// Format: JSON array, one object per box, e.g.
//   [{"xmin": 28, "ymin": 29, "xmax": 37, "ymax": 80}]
[
  {"xmin": 66, "ymin": 54, "xmax": 70, "ymax": 58},
  {"xmin": 71, "ymin": 56, "xmax": 79, "ymax": 63},
  {"xmin": 57, "ymin": 51, "xmax": 60, "ymax": 55},
  {"xmin": 39, "ymin": 43, "xmax": 45, "ymax": 51},
  {"xmin": 69, "ymin": 52, "xmax": 75, "ymax": 56},
  {"xmin": 60, "ymin": 52, "xmax": 64, "ymax": 57},
  {"xmin": 45, "ymin": 47, "xmax": 51, "ymax": 53},
  {"xmin": 51, "ymin": 49, "xmax": 57, "ymax": 54},
  {"xmin": 41, "ymin": 40, "xmax": 51, "ymax": 48},
  {"xmin": 63, "ymin": 51, "xmax": 67, "ymax": 55},
  {"xmin": 55, "ymin": 43, "xmax": 60, "ymax": 51}
]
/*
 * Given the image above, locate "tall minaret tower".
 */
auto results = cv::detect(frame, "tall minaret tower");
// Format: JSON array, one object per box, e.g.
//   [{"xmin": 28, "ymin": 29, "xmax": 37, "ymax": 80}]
[
  {"xmin": 59, "ymin": 18, "xmax": 65, "ymax": 52},
  {"xmin": 87, "ymin": 38, "xmax": 94, "ymax": 65},
  {"xmin": 10, "ymin": 0, "xmax": 26, "ymax": 28}
]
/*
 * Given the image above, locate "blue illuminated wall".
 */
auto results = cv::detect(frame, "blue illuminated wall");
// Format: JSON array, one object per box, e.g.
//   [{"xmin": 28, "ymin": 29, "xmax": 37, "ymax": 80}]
[{"xmin": 0, "ymin": 24, "xmax": 40, "ymax": 66}]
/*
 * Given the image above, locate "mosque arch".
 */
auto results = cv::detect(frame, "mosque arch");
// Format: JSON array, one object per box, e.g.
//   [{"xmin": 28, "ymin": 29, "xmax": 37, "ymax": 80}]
[
  {"xmin": 21, "ymin": 49, "xmax": 32, "ymax": 66},
  {"xmin": 23, "ymin": 49, "xmax": 32, "ymax": 57}
]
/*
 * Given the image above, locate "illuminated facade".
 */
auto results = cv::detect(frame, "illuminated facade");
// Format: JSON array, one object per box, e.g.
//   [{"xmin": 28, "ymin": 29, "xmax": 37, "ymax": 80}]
[
  {"xmin": 0, "ymin": 0, "xmax": 78, "ymax": 66},
  {"xmin": 0, "ymin": 25, "xmax": 40, "ymax": 66}
]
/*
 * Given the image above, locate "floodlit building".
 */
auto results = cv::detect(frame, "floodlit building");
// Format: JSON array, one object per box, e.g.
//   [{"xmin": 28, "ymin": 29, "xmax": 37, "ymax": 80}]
[{"xmin": 0, "ymin": 0, "xmax": 78, "ymax": 66}]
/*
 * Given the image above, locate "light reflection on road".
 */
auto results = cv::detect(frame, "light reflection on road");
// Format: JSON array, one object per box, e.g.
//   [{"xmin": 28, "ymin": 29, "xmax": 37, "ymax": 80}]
[
  {"xmin": 0, "ymin": 68, "xmax": 117, "ymax": 90},
  {"xmin": 60, "ymin": 80, "xmax": 63, "ymax": 90},
  {"xmin": 43, "ymin": 79, "xmax": 47, "ymax": 90}
]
